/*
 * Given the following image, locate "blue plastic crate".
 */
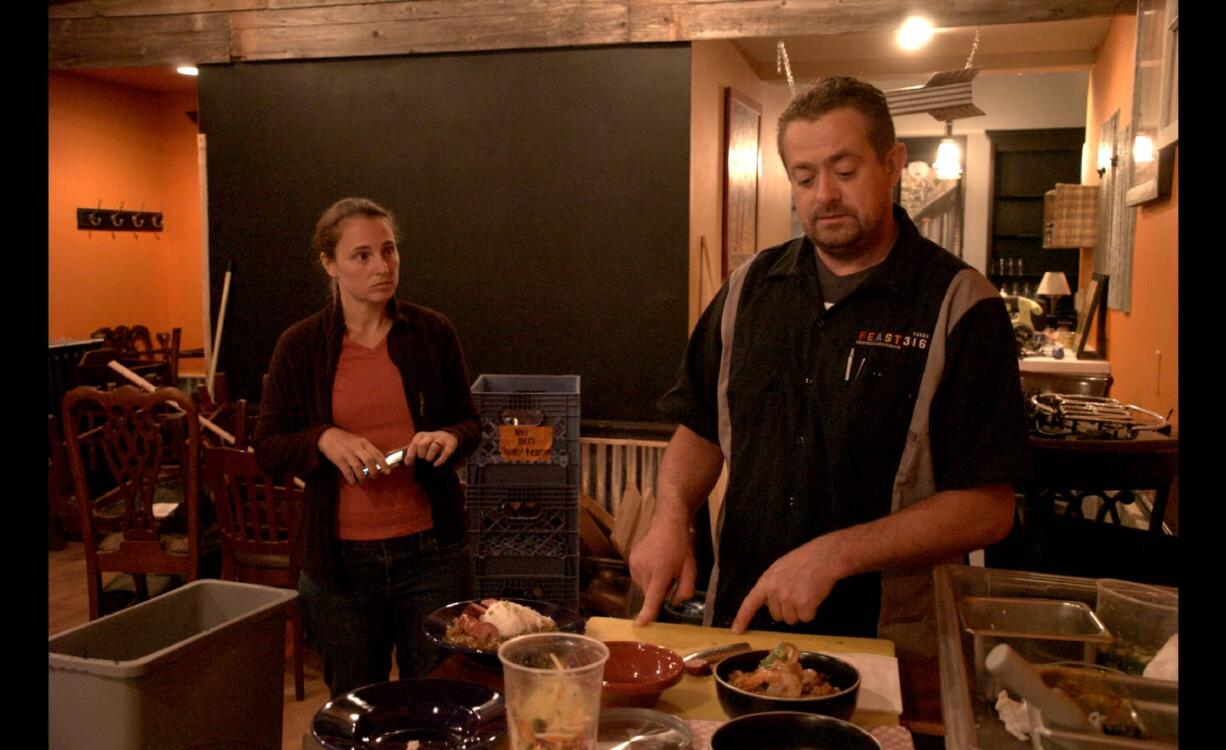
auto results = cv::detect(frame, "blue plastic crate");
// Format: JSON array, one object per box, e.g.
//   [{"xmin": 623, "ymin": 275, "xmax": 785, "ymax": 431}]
[
  {"xmin": 474, "ymin": 570, "xmax": 580, "ymax": 612},
  {"xmin": 467, "ymin": 374, "xmax": 580, "ymax": 486},
  {"xmin": 467, "ymin": 483, "xmax": 579, "ymax": 560}
]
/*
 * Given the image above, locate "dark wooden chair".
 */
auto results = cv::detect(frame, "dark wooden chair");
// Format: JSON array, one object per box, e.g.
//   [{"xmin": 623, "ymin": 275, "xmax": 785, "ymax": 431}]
[
  {"xmin": 1012, "ymin": 434, "xmax": 1179, "ymax": 586},
  {"xmin": 48, "ymin": 415, "xmax": 70, "ymax": 549},
  {"xmin": 62, "ymin": 385, "xmax": 207, "ymax": 620},
  {"xmin": 193, "ymin": 375, "xmax": 256, "ymax": 449},
  {"xmin": 88, "ymin": 325, "xmax": 183, "ymax": 385},
  {"xmin": 204, "ymin": 446, "xmax": 305, "ymax": 700}
]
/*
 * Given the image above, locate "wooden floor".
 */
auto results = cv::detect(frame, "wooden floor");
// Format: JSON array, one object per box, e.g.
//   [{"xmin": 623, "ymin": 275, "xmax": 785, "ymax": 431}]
[{"xmin": 49, "ymin": 543, "xmax": 331, "ymax": 750}]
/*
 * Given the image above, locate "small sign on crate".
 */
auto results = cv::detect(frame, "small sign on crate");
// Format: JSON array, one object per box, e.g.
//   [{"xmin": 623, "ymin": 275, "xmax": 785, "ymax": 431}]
[{"xmin": 498, "ymin": 425, "xmax": 554, "ymax": 463}]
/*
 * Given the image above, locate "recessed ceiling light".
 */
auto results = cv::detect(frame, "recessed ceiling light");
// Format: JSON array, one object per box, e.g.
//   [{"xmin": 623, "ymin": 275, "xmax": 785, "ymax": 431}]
[
  {"xmin": 898, "ymin": 16, "xmax": 936, "ymax": 51},
  {"xmin": 176, "ymin": 65, "xmax": 199, "ymax": 77}
]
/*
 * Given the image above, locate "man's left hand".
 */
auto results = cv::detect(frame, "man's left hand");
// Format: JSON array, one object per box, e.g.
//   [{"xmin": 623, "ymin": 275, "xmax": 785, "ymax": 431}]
[{"xmin": 729, "ymin": 537, "xmax": 844, "ymax": 634}]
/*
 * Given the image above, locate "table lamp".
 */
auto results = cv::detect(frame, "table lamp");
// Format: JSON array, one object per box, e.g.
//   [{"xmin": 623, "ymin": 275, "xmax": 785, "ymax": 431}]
[{"xmin": 1037, "ymin": 271, "xmax": 1071, "ymax": 316}]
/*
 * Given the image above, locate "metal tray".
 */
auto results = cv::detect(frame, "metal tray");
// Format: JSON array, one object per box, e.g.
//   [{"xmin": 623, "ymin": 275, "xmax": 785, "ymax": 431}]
[
  {"xmin": 959, "ymin": 596, "xmax": 1114, "ymax": 700},
  {"xmin": 1027, "ymin": 665, "xmax": 1178, "ymax": 749},
  {"xmin": 934, "ymin": 565, "xmax": 1178, "ymax": 750}
]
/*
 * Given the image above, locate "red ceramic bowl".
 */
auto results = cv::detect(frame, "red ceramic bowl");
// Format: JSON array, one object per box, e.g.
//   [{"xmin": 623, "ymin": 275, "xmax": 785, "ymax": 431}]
[{"xmin": 600, "ymin": 641, "xmax": 685, "ymax": 708}]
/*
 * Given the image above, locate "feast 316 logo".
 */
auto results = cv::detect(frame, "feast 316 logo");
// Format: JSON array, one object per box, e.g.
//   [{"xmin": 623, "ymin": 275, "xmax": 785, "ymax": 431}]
[{"xmin": 857, "ymin": 329, "xmax": 929, "ymax": 350}]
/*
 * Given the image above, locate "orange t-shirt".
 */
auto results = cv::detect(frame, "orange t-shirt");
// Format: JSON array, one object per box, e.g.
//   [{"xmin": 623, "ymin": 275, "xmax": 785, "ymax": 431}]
[{"xmin": 332, "ymin": 335, "xmax": 433, "ymax": 540}]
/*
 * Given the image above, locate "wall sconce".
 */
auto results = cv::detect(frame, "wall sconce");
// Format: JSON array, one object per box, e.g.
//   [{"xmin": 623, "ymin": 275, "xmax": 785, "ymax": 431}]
[
  {"xmin": 1133, "ymin": 133, "xmax": 1156, "ymax": 164},
  {"xmin": 933, "ymin": 122, "xmax": 962, "ymax": 180},
  {"xmin": 1096, "ymin": 142, "xmax": 1117, "ymax": 176}
]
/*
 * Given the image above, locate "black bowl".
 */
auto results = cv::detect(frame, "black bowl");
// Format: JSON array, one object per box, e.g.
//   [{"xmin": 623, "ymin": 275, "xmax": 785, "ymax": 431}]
[
  {"xmin": 423, "ymin": 598, "xmax": 586, "ymax": 666},
  {"xmin": 312, "ymin": 678, "xmax": 506, "ymax": 749},
  {"xmin": 710, "ymin": 711, "xmax": 881, "ymax": 750},
  {"xmin": 713, "ymin": 650, "xmax": 861, "ymax": 721}
]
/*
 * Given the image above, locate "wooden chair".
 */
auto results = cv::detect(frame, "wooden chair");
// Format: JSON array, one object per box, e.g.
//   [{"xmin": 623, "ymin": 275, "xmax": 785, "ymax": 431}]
[
  {"xmin": 88, "ymin": 325, "xmax": 183, "ymax": 385},
  {"xmin": 193, "ymin": 376, "xmax": 256, "ymax": 449},
  {"xmin": 62, "ymin": 385, "xmax": 206, "ymax": 620},
  {"xmin": 204, "ymin": 446, "xmax": 305, "ymax": 700},
  {"xmin": 48, "ymin": 415, "xmax": 70, "ymax": 549},
  {"xmin": 1013, "ymin": 434, "xmax": 1179, "ymax": 586}
]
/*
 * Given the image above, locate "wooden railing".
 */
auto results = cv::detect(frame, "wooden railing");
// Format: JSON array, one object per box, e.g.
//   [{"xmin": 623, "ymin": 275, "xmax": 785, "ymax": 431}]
[{"xmin": 580, "ymin": 437, "xmax": 669, "ymax": 520}]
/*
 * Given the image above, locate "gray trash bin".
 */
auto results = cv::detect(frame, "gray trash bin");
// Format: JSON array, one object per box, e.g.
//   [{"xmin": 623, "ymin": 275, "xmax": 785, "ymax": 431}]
[{"xmin": 49, "ymin": 579, "xmax": 297, "ymax": 750}]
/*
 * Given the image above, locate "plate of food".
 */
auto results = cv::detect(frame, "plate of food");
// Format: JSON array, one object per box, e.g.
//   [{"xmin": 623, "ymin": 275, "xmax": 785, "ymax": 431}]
[
  {"xmin": 424, "ymin": 598, "xmax": 586, "ymax": 665},
  {"xmin": 311, "ymin": 677, "xmax": 506, "ymax": 749}
]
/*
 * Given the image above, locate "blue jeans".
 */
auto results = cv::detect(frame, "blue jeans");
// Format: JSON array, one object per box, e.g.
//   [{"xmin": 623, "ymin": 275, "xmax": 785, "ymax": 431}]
[{"xmin": 299, "ymin": 530, "xmax": 472, "ymax": 697}]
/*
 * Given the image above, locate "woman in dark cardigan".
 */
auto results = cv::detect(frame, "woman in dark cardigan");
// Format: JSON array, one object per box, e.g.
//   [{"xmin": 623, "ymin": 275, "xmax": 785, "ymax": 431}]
[{"xmin": 254, "ymin": 197, "xmax": 479, "ymax": 696}]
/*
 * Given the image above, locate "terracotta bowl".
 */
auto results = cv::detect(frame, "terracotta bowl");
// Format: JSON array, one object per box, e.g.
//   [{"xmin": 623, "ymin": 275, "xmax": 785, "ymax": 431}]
[
  {"xmin": 600, "ymin": 641, "xmax": 685, "ymax": 709},
  {"xmin": 713, "ymin": 650, "xmax": 860, "ymax": 721}
]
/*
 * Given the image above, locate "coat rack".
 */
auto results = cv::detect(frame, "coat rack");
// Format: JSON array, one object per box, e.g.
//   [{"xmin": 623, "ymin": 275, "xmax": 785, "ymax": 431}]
[{"xmin": 76, "ymin": 204, "xmax": 164, "ymax": 232}]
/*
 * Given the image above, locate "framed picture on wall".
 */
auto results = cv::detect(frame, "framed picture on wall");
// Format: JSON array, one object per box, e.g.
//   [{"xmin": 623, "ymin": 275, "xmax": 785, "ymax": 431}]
[
  {"xmin": 1125, "ymin": 0, "xmax": 1177, "ymax": 206},
  {"xmin": 1075, "ymin": 273, "xmax": 1109, "ymax": 359},
  {"xmin": 722, "ymin": 88, "xmax": 761, "ymax": 279}
]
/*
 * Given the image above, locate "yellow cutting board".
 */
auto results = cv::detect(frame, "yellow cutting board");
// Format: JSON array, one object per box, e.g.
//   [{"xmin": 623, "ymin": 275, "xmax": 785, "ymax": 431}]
[{"xmin": 585, "ymin": 617, "xmax": 899, "ymax": 727}]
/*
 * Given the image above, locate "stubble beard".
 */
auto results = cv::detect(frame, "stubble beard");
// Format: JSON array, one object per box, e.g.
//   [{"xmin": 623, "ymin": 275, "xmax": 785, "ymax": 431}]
[{"xmin": 805, "ymin": 209, "xmax": 867, "ymax": 259}]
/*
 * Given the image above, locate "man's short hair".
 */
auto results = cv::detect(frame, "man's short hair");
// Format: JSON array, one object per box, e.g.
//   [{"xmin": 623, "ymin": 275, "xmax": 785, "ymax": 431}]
[{"xmin": 777, "ymin": 77, "xmax": 896, "ymax": 163}]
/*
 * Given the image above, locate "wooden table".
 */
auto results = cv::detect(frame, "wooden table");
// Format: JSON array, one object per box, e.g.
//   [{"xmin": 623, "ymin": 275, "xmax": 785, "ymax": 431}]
[{"xmin": 431, "ymin": 616, "xmax": 901, "ymax": 728}]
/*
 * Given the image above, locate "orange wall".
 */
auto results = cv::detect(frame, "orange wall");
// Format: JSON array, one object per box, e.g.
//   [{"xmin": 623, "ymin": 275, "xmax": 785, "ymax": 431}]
[
  {"xmin": 1083, "ymin": 15, "xmax": 1179, "ymax": 426},
  {"xmin": 690, "ymin": 41, "xmax": 793, "ymax": 328},
  {"xmin": 49, "ymin": 72, "xmax": 204, "ymax": 356}
]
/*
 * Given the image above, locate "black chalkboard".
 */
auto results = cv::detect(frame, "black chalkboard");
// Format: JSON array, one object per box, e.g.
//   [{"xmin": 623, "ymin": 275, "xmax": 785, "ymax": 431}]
[{"xmin": 197, "ymin": 45, "xmax": 691, "ymax": 423}]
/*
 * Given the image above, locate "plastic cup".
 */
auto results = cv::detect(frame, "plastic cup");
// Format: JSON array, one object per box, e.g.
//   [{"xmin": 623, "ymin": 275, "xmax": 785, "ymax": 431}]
[
  {"xmin": 498, "ymin": 633, "xmax": 610, "ymax": 750},
  {"xmin": 1094, "ymin": 578, "xmax": 1178, "ymax": 675}
]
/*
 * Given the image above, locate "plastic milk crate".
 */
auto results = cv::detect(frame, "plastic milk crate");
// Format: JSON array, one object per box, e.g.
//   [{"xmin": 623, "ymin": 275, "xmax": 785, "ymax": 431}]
[
  {"xmin": 474, "ymin": 567, "xmax": 581, "ymax": 612},
  {"xmin": 48, "ymin": 579, "xmax": 297, "ymax": 750},
  {"xmin": 466, "ymin": 374, "xmax": 580, "ymax": 487},
  {"xmin": 467, "ymin": 483, "xmax": 580, "ymax": 578}
]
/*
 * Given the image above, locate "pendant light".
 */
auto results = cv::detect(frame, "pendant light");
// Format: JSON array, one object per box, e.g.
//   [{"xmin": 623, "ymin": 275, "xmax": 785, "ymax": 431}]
[{"xmin": 933, "ymin": 121, "xmax": 962, "ymax": 180}]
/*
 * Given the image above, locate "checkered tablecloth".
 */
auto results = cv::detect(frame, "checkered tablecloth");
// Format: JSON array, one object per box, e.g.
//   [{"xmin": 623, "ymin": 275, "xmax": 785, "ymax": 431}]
[{"xmin": 687, "ymin": 719, "xmax": 914, "ymax": 750}]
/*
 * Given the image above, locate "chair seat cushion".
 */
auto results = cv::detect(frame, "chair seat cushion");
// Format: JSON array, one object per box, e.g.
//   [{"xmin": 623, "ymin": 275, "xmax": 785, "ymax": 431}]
[
  {"xmin": 97, "ymin": 532, "xmax": 190, "ymax": 555},
  {"xmin": 234, "ymin": 551, "xmax": 291, "ymax": 569}
]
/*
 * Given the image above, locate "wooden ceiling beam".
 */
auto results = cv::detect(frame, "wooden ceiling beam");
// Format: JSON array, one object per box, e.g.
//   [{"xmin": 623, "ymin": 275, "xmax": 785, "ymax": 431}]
[
  {"xmin": 229, "ymin": 4, "xmax": 631, "ymax": 60},
  {"xmin": 49, "ymin": 12, "xmax": 231, "ymax": 68},
  {"xmin": 49, "ymin": 0, "xmax": 1134, "ymax": 69}
]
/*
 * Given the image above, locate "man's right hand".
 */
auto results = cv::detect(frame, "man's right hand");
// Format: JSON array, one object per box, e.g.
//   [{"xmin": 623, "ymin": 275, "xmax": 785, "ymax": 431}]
[
  {"xmin": 628, "ymin": 517, "xmax": 697, "ymax": 626},
  {"xmin": 317, "ymin": 427, "xmax": 389, "ymax": 485}
]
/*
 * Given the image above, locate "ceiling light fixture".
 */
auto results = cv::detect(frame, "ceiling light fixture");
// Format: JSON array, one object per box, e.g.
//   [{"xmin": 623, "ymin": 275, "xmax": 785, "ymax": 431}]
[
  {"xmin": 176, "ymin": 65, "xmax": 199, "ymax": 77},
  {"xmin": 898, "ymin": 16, "xmax": 936, "ymax": 50}
]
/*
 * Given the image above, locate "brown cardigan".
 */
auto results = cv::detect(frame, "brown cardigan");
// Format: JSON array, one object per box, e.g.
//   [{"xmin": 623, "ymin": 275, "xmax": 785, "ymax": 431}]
[{"xmin": 253, "ymin": 299, "xmax": 480, "ymax": 589}]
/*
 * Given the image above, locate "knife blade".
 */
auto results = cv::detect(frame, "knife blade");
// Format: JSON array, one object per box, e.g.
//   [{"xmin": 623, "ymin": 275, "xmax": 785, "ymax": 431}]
[{"xmin": 682, "ymin": 641, "xmax": 752, "ymax": 675}]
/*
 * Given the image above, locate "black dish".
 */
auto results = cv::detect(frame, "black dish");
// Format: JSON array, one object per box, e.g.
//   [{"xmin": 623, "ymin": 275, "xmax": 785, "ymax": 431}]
[
  {"xmin": 312, "ymin": 678, "xmax": 506, "ymax": 750},
  {"xmin": 709, "ymin": 711, "xmax": 882, "ymax": 750},
  {"xmin": 423, "ymin": 598, "xmax": 587, "ymax": 666},
  {"xmin": 713, "ymin": 650, "xmax": 861, "ymax": 721}
]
